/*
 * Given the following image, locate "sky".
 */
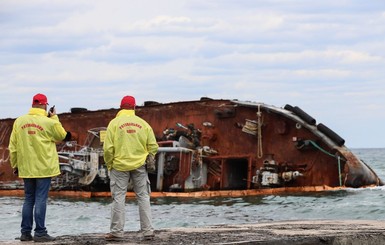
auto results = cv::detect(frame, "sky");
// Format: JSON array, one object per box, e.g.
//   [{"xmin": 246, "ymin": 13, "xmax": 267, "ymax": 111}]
[{"xmin": 1, "ymin": 0, "xmax": 385, "ymax": 148}]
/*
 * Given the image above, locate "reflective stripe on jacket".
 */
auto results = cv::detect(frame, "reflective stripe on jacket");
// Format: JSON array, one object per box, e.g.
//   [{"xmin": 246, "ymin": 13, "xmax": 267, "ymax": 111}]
[
  {"xmin": 103, "ymin": 109, "xmax": 159, "ymax": 171},
  {"xmin": 8, "ymin": 108, "xmax": 67, "ymax": 178}
]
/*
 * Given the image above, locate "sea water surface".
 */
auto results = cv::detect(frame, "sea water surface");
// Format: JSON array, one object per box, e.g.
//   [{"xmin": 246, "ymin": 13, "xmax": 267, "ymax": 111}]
[{"xmin": 1, "ymin": 148, "xmax": 385, "ymax": 241}]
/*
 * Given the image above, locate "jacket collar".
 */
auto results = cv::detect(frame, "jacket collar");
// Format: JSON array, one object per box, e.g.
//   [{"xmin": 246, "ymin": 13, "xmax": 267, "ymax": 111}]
[
  {"xmin": 28, "ymin": 108, "xmax": 48, "ymax": 116},
  {"xmin": 116, "ymin": 109, "xmax": 135, "ymax": 117}
]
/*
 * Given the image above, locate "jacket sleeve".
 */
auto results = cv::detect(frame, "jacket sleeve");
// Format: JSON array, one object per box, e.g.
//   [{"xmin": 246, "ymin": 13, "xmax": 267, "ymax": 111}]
[
  {"xmin": 50, "ymin": 115, "xmax": 67, "ymax": 142},
  {"xmin": 103, "ymin": 123, "xmax": 115, "ymax": 170},
  {"xmin": 147, "ymin": 127, "xmax": 159, "ymax": 156},
  {"xmin": 8, "ymin": 121, "xmax": 18, "ymax": 169}
]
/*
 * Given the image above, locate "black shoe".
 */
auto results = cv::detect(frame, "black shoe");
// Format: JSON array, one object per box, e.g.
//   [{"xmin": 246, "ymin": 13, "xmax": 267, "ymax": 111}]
[
  {"xmin": 20, "ymin": 233, "xmax": 33, "ymax": 241},
  {"xmin": 33, "ymin": 234, "xmax": 55, "ymax": 243}
]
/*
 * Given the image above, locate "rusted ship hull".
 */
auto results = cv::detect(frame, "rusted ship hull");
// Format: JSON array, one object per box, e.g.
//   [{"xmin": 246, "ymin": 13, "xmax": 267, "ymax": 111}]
[{"xmin": 0, "ymin": 98, "xmax": 382, "ymax": 198}]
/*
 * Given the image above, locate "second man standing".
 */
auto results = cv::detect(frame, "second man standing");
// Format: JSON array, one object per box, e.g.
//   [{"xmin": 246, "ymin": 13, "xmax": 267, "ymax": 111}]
[{"xmin": 103, "ymin": 95, "xmax": 159, "ymax": 241}]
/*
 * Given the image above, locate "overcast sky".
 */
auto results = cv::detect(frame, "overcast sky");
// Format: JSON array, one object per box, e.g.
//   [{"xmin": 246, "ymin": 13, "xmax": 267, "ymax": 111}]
[{"xmin": 1, "ymin": 0, "xmax": 385, "ymax": 148}]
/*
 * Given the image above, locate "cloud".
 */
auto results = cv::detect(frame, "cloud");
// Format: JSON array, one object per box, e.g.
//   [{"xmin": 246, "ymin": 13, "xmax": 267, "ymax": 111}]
[{"xmin": 1, "ymin": 0, "xmax": 385, "ymax": 147}]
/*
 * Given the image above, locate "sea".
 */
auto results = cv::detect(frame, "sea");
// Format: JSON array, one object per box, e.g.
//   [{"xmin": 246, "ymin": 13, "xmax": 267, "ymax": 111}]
[{"xmin": 1, "ymin": 148, "xmax": 385, "ymax": 241}]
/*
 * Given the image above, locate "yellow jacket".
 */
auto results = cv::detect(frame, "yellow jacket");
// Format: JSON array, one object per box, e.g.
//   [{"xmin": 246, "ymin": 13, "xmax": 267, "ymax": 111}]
[
  {"xmin": 9, "ymin": 108, "xmax": 67, "ymax": 178},
  {"xmin": 103, "ymin": 109, "xmax": 159, "ymax": 171}
]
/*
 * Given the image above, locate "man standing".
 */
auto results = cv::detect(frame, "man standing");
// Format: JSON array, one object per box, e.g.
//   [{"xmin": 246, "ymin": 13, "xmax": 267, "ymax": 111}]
[
  {"xmin": 103, "ymin": 95, "xmax": 158, "ymax": 241},
  {"xmin": 9, "ymin": 93, "xmax": 68, "ymax": 242}
]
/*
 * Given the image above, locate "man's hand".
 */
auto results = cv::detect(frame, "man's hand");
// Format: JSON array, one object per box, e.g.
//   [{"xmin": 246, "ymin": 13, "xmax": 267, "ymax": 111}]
[
  {"xmin": 145, "ymin": 154, "xmax": 156, "ymax": 172},
  {"xmin": 48, "ymin": 105, "xmax": 56, "ymax": 117}
]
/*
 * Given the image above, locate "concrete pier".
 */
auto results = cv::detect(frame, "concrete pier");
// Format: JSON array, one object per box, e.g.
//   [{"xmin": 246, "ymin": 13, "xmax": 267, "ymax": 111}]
[{"xmin": 2, "ymin": 220, "xmax": 385, "ymax": 244}]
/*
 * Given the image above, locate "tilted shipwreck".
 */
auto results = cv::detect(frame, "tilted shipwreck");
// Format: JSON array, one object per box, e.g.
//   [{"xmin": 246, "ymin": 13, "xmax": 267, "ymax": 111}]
[{"xmin": 0, "ymin": 98, "xmax": 382, "ymax": 198}]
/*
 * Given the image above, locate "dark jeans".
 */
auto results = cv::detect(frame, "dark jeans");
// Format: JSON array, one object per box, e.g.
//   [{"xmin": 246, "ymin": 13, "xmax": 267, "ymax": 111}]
[{"xmin": 21, "ymin": 178, "xmax": 51, "ymax": 236}]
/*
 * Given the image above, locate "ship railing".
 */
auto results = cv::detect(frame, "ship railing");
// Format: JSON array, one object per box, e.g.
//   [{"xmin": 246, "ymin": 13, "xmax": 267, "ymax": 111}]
[{"xmin": 155, "ymin": 144, "xmax": 195, "ymax": 191}]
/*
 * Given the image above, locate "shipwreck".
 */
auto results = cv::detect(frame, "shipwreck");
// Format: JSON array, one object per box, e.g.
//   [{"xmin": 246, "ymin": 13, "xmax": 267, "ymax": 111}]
[{"xmin": 0, "ymin": 98, "xmax": 382, "ymax": 198}]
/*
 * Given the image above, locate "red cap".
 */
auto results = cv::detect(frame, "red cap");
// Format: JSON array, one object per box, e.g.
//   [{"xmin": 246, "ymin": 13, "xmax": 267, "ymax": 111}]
[
  {"xmin": 120, "ymin": 96, "xmax": 136, "ymax": 108},
  {"xmin": 32, "ymin": 93, "xmax": 48, "ymax": 105}
]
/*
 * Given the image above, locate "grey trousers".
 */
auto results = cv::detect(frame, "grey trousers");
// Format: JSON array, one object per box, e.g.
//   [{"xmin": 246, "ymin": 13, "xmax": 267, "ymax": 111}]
[{"xmin": 109, "ymin": 165, "xmax": 153, "ymax": 237}]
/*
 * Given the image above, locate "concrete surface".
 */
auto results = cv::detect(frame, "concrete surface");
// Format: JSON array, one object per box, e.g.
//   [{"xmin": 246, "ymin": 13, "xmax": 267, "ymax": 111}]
[{"xmin": 2, "ymin": 220, "xmax": 385, "ymax": 244}]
